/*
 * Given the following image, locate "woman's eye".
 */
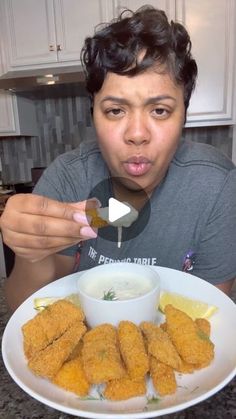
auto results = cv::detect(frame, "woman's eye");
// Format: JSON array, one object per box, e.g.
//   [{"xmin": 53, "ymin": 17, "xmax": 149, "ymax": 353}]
[
  {"xmin": 152, "ymin": 108, "xmax": 170, "ymax": 118},
  {"xmin": 105, "ymin": 108, "xmax": 124, "ymax": 117}
]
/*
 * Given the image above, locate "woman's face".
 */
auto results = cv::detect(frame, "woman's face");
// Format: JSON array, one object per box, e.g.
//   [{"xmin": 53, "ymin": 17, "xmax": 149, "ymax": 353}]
[{"xmin": 93, "ymin": 69, "xmax": 185, "ymax": 194}]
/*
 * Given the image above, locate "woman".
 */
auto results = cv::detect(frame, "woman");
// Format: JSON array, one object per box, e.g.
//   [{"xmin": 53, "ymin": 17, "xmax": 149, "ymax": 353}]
[{"xmin": 1, "ymin": 6, "xmax": 236, "ymax": 310}]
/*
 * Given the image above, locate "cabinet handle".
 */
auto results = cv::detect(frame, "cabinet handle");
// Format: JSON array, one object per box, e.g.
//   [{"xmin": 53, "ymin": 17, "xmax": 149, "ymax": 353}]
[
  {"xmin": 57, "ymin": 44, "xmax": 62, "ymax": 51},
  {"xmin": 49, "ymin": 44, "xmax": 55, "ymax": 51}
]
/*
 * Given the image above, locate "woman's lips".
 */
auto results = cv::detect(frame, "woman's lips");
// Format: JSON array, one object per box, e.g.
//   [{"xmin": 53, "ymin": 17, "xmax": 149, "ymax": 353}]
[{"xmin": 122, "ymin": 156, "xmax": 152, "ymax": 176}]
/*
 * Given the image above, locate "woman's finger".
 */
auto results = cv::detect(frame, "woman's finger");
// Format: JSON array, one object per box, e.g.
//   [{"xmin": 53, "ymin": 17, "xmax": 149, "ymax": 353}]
[
  {"xmin": 2, "ymin": 212, "xmax": 89, "ymax": 238},
  {"xmin": 3, "ymin": 194, "xmax": 100, "ymax": 220},
  {"xmin": 3, "ymin": 222, "xmax": 97, "ymax": 251}
]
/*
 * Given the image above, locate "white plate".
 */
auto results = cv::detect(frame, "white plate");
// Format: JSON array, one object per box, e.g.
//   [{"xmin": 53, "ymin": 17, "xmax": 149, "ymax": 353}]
[{"xmin": 2, "ymin": 267, "xmax": 236, "ymax": 419}]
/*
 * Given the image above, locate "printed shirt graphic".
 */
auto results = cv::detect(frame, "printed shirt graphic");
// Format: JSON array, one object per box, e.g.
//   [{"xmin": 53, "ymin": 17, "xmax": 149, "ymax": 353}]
[{"xmin": 182, "ymin": 250, "xmax": 196, "ymax": 273}]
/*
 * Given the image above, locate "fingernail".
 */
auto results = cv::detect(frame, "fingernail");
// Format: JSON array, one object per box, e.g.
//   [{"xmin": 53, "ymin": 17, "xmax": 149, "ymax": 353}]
[
  {"xmin": 73, "ymin": 213, "xmax": 90, "ymax": 224},
  {"xmin": 80, "ymin": 226, "xmax": 98, "ymax": 239},
  {"xmin": 88, "ymin": 198, "xmax": 101, "ymax": 208}
]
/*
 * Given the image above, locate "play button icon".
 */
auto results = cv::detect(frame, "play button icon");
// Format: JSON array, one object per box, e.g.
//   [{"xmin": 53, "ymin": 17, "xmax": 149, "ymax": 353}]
[
  {"xmin": 86, "ymin": 176, "xmax": 151, "ymax": 243},
  {"xmin": 108, "ymin": 198, "xmax": 131, "ymax": 222}
]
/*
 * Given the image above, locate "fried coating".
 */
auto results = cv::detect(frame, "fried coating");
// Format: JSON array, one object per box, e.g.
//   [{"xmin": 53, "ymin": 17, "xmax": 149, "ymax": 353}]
[
  {"xmin": 22, "ymin": 299, "xmax": 85, "ymax": 359},
  {"xmin": 141, "ymin": 321, "xmax": 181, "ymax": 370},
  {"xmin": 175, "ymin": 358, "xmax": 196, "ymax": 374},
  {"xmin": 160, "ymin": 322, "xmax": 167, "ymax": 332},
  {"xmin": 161, "ymin": 318, "xmax": 211, "ymax": 337},
  {"xmin": 86, "ymin": 208, "xmax": 108, "ymax": 228},
  {"xmin": 82, "ymin": 323, "xmax": 125, "ymax": 384},
  {"xmin": 53, "ymin": 354, "xmax": 90, "ymax": 396},
  {"xmin": 174, "ymin": 319, "xmax": 212, "ymax": 373},
  {"xmin": 118, "ymin": 321, "xmax": 149, "ymax": 380},
  {"xmin": 67, "ymin": 340, "xmax": 83, "ymax": 361},
  {"xmin": 150, "ymin": 356, "xmax": 177, "ymax": 396},
  {"xmin": 160, "ymin": 317, "xmax": 211, "ymax": 373},
  {"xmin": 176, "ymin": 355, "xmax": 213, "ymax": 374},
  {"xmin": 28, "ymin": 320, "xmax": 86, "ymax": 379},
  {"xmin": 165, "ymin": 305, "xmax": 214, "ymax": 366},
  {"xmin": 104, "ymin": 375, "xmax": 146, "ymax": 401},
  {"xmin": 82, "ymin": 323, "xmax": 116, "ymax": 343}
]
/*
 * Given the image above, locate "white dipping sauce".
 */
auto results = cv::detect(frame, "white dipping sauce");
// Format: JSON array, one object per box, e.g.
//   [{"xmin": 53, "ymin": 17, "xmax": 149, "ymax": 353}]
[{"xmin": 83, "ymin": 272, "xmax": 154, "ymax": 300}]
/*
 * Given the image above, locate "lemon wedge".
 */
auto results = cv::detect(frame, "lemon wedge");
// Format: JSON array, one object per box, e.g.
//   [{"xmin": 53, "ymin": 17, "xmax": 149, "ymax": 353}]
[
  {"xmin": 34, "ymin": 293, "xmax": 81, "ymax": 311},
  {"xmin": 34, "ymin": 297, "xmax": 59, "ymax": 311},
  {"xmin": 159, "ymin": 291, "xmax": 218, "ymax": 319}
]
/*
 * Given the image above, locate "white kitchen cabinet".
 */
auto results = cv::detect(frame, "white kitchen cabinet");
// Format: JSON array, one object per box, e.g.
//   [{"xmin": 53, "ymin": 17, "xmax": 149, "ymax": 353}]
[
  {"xmin": 115, "ymin": 0, "xmax": 175, "ymax": 19},
  {"xmin": 0, "ymin": 34, "xmax": 38, "ymax": 136},
  {"xmin": 0, "ymin": 91, "xmax": 19, "ymax": 135},
  {"xmin": 176, "ymin": 0, "xmax": 236, "ymax": 127},
  {"xmin": 53, "ymin": 0, "xmax": 111, "ymax": 63},
  {"xmin": 1, "ymin": 0, "xmax": 113, "ymax": 70},
  {"xmin": 2, "ymin": 0, "xmax": 57, "ymax": 67},
  {"xmin": 0, "ymin": 92, "xmax": 38, "ymax": 136},
  {"xmin": 113, "ymin": 0, "xmax": 235, "ymax": 127}
]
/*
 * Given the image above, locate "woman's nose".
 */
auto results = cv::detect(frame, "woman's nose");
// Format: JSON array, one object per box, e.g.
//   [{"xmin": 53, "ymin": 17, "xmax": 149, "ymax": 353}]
[{"xmin": 124, "ymin": 114, "xmax": 151, "ymax": 145}]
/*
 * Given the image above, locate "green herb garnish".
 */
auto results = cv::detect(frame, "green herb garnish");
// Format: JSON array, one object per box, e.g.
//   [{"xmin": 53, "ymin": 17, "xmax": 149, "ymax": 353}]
[
  {"xmin": 197, "ymin": 329, "xmax": 210, "ymax": 341},
  {"xmin": 147, "ymin": 395, "xmax": 160, "ymax": 404},
  {"xmin": 98, "ymin": 349, "xmax": 107, "ymax": 360},
  {"xmin": 102, "ymin": 288, "xmax": 118, "ymax": 301}
]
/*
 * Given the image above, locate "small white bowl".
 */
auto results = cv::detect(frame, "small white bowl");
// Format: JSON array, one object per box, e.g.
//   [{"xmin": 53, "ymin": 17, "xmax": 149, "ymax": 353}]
[{"xmin": 77, "ymin": 262, "xmax": 160, "ymax": 327}]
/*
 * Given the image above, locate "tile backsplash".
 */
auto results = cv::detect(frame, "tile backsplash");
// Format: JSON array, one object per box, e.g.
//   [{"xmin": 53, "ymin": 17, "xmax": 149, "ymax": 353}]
[{"xmin": 0, "ymin": 95, "xmax": 233, "ymax": 185}]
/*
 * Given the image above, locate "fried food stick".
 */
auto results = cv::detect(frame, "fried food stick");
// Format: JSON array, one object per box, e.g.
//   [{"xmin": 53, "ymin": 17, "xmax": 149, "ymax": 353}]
[
  {"xmin": 176, "ymin": 356, "xmax": 211, "ymax": 374},
  {"xmin": 28, "ymin": 320, "xmax": 86, "ymax": 379},
  {"xmin": 161, "ymin": 318, "xmax": 211, "ymax": 338},
  {"xmin": 53, "ymin": 353, "xmax": 90, "ymax": 396},
  {"xmin": 82, "ymin": 324, "xmax": 125, "ymax": 384},
  {"xmin": 118, "ymin": 321, "xmax": 149, "ymax": 380},
  {"xmin": 160, "ymin": 318, "xmax": 212, "ymax": 373},
  {"xmin": 86, "ymin": 208, "xmax": 108, "ymax": 228},
  {"xmin": 165, "ymin": 304, "xmax": 214, "ymax": 366},
  {"xmin": 22, "ymin": 300, "xmax": 85, "ymax": 359},
  {"xmin": 140, "ymin": 321, "xmax": 181, "ymax": 370},
  {"xmin": 150, "ymin": 356, "xmax": 177, "ymax": 396},
  {"xmin": 104, "ymin": 375, "xmax": 146, "ymax": 401},
  {"xmin": 176, "ymin": 318, "xmax": 212, "ymax": 374},
  {"xmin": 175, "ymin": 358, "xmax": 196, "ymax": 374}
]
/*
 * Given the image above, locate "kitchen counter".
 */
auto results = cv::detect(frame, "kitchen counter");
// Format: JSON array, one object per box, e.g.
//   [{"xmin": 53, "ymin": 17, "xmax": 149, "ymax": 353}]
[{"xmin": 0, "ymin": 278, "xmax": 235, "ymax": 419}]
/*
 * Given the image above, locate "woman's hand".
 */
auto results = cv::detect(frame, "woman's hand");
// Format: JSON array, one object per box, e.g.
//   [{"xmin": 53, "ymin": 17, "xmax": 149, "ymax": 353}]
[{"xmin": 0, "ymin": 193, "xmax": 99, "ymax": 262}]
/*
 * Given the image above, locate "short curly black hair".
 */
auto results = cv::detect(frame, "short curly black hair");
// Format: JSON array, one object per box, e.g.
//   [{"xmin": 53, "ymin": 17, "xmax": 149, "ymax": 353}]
[{"xmin": 81, "ymin": 5, "xmax": 197, "ymax": 111}]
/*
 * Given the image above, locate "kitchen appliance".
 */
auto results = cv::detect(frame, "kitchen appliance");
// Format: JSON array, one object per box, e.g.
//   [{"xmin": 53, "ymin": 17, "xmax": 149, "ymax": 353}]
[{"xmin": 0, "ymin": 66, "xmax": 87, "ymax": 98}]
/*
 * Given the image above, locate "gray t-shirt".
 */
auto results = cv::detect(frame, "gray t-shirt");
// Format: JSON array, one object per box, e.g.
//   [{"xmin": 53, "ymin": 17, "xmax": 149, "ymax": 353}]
[{"xmin": 34, "ymin": 139, "xmax": 236, "ymax": 285}]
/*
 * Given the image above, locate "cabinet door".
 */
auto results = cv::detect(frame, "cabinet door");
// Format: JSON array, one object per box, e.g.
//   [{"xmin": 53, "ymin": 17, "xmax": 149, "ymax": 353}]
[
  {"xmin": 0, "ymin": 92, "xmax": 19, "ymax": 134},
  {"xmin": 0, "ymin": 92, "xmax": 38, "ymax": 136},
  {"xmin": 176, "ymin": 0, "xmax": 235, "ymax": 126},
  {"xmin": 5, "ymin": 0, "xmax": 58, "ymax": 67},
  {"xmin": 115, "ymin": 0, "xmax": 175, "ymax": 19},
  {"xmin": 54, "ymin": 0, "xmax": 109, "ymax": 63}
]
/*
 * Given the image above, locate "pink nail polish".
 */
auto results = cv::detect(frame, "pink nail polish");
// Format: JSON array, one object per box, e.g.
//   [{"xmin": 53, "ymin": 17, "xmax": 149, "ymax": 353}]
[
  {"xmin": 73, "ymin": 213, "xmax": 90, "ymax": 224},
  {"xmin": 80, "ymin": 226, "xmax": 98, "ymax": 239},
  {"xmin": 88, "ymin": 198, "xmax": 102, "ymax": 208}
]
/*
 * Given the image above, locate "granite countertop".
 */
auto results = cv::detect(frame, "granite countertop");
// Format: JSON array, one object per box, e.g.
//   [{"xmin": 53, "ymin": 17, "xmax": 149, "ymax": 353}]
[{"xmin": 0, "ymin": 278, "xmax": 235, "ymax": 419}]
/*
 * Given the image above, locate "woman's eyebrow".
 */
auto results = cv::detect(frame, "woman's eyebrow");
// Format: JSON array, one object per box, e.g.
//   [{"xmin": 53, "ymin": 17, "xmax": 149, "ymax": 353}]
[
  {"xmin": 145, "ymin": 95, "xmax": 177, "ymax": 104},
  {"xmin": 100, "ymin": 95, "xmax": 176, "ymax": 105},
  {"xmin": 100, "ymin": 96, "xmax": 129, "ymax": 104}
]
